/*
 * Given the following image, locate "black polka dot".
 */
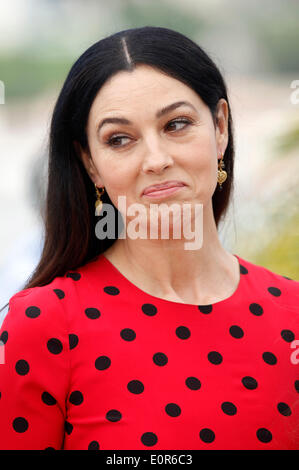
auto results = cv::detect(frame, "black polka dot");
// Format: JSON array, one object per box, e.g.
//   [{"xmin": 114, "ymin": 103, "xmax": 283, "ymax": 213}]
[
  {"xmin": 65, "ymin": 421, "xmax": 73, "ymax": 435},
  {"xmin": 42, "ymin": 391, "xmax": 57, "ymax": 406},
  {"xmin": 120, "ymin": 328, "xmax": 136, "ymax": 341},
  {"xmin": 242, "ymin": 376, "xmax": 258, "ymax": 390},
  {"xmin": 44, "ymin": 447, "xmax": 56, "ymax": 451},
  {"xmin": 176, "ymin": 326, "xmax": 190, "ymax": 339},
  {"xmin": 95, "ymin": 356, "xmax": 111, "ymax": 370},
  {"xmin": 198, "ymin": 305, "xmax": 213, "ymax": 314},
  {"xmin": 207, "ymin": 351, "xmax": 223, "ymax": 365},
  {"xmin": 88, "ymin": 441, "xmax": 100, "ymax": 450},
  {"xmin": 13, "ymin": 417, "xmax": 28, "ymax": 433},
  {"xmin": 256, "ymin": 428, "xmax": 272, "ymax": 443},
  {"xmin": 240, "ymin": 264, "xmax": 248, "ymax": 274},
  {"xmin": 165, "ymin": 403, "xmax": 181, "ymax": 417},
  {"xmin": 15, "ymin": 359, "xmax": 29, "ymax": 376},
  {"xmin": 268, "ymin": 286, "xmax": 281, "ymax": 297},
  {"xmin": 53, "ymin": 289, "xmax": 65, "ymax": 299},
  {"xmin": 141, "ymin": 304, "xmax": 157, "ymax": 316},
  {"xmin": 141, "ymin": 432, "xmax": 158, "ymax": 447},
  {"xmin": 229, "ymin": 325, "xmax": 244, "ymax": 339},
  {"xmin": 221, "ymin": 402, "xmax": 237, "ymax": 415},
  {"xmin": 281, "ymin": 329, "xmax": 295, "ymax": 343},
  {"xmin": 127, "ymin": 380, "xmax": 144, "ymax": 394},
  {"xmin": 186, "ymin": 377, "xmax": 201, "ymax": 390},
  {"xmin": 199, "ymin": 428, "xmax": 215, "ymax": 443},
  {"xmin": 47, "ymin": 338, "xmax": 63, "ymax": 355},
  {"xmin": 104, "ymin": 286, "xmax": 120, "ymax": 296},
  {"xmin": 85, "ymin": 308, "xmax": 101, "ymax": 319},
  {"xmin": 69, "ymin": 390, "xmax": 84, "ymax": 405},
  {"xmin": 25, "ymin": 306, "xmax": 41, "ymax": 318},
  {"xmin": 69, "ymin": 334, "xmax": 79, "ymax": 350},
  {"xmin": 0, "ymin": 330, "xmax": 8, "ymax": 344},
  {"xmin": 106, "ymin": 409, "xmax": 122, "ymax": 422},
  {"xmin": 262, "ymin": 352, "xmax": 277, "ymax": 365},
  {"xmin": 66, "ymin": 272, "xmax": 81, "ymax": 281},
  {"xmin": 295, "ymin": 380, "xmax": 299, "ymax": 393},
  {"xmin": 153, "ymin": 352, "xmax": 168, "ymax": 366},
  {"xmin": 277, "ymin": 402, "xmax": 291, "ymax": 416},
  {"xmin": 249, "ymin": 303, "xmax": 263, "ymax": 316}
]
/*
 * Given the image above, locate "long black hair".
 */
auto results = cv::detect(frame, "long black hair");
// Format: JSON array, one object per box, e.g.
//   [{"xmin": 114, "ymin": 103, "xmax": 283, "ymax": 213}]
[{"xmin": 22, "ymin": 25, "xmax": 235, "ymax": 289}]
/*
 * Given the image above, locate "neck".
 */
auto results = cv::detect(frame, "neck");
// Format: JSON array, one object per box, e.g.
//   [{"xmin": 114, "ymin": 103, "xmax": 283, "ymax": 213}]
[{"xmin": 103, "ymin": 200, "xmax": 239, "ymax": 305}]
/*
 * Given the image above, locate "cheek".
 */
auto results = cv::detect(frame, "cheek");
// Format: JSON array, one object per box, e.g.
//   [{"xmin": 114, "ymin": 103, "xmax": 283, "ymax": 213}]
[
  {"xmin": 93, "ymin": 159, "xmax": 136, "ymax": 208},
  {"xmin": 92, "ymin": 150, "xmax": 134, "ymax": 188},
  {"xmin": 184, "ymin": 134, "xmax": 217, "ymax": 172},
  {"xmin": 183, "ymin": 134, "xmax": 218, "ymax": 197}
]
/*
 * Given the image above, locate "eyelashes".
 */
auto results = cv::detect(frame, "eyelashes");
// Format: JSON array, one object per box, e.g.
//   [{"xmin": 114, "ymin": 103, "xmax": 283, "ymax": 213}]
[{"xmin": 104, "ymin": 117, "xmax": 194, "ymax": 149}]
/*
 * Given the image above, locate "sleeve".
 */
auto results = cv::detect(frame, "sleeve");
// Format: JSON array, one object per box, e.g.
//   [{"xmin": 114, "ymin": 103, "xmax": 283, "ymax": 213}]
[{"xmin": 0, "ymin": 286, "xmax": 70, "ymax": 450}]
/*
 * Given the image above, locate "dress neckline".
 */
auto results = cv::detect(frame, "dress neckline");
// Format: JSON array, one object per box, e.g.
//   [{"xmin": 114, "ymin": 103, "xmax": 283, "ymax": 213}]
[{"xmin": 99, "ymin": 253, "xmax": 245, "ymax": 308}]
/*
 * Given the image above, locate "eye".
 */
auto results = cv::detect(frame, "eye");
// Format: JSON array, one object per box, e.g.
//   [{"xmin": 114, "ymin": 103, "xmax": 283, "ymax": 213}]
[
  {"xmin": 165, "ymin": 117, "xmax": 192, "ymax": 132},
  {"xmin": 105, "ymin": 135, "xmax": 131, "ymax": 148},
  {"xmin": 104, "ymin": 117, "xmax": 193, "ymax": 148}
]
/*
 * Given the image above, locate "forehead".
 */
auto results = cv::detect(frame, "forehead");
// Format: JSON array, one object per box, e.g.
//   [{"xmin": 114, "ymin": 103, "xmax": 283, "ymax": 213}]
[{"xmin": 88, "ymin": 64, "xmax": 205, "ymax": 118}]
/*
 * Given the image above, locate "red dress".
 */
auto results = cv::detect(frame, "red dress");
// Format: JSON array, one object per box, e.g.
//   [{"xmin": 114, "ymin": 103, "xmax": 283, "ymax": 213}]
[{"xmin": 0, "ymin": 254, "xmax": 298, "ymax": 450}]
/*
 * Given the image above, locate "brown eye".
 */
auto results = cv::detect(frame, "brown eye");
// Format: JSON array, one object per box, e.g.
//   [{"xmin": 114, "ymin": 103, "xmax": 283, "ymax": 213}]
[
  {"xmin": 105, "ymin": 117, "xmax": 193, "ymax": 149},
  {"xmin": 106, "ymin": 135, "xmax": 131, "ymax": 148},
  {"xmin": 166, "ymin": 118, "xmax": 192, "ymax": 132}
]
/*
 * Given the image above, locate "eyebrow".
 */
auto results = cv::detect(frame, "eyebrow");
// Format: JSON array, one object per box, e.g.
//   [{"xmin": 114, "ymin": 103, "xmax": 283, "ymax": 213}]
[{"xmin": 97, "ymin": 100, "xmax": 197, "ymax": 133}]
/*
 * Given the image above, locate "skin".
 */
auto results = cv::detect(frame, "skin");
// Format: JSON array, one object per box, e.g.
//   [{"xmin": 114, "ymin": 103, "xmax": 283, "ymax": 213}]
[{"xmin": 76, "ymin": 64, "xmax": 240, "ymax": 305}]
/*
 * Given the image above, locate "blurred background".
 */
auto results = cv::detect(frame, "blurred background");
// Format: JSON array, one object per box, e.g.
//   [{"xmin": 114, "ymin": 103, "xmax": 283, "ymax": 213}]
[{"xmin": 0, "ymin": 0, "xmax": 298, "ymax": 319}]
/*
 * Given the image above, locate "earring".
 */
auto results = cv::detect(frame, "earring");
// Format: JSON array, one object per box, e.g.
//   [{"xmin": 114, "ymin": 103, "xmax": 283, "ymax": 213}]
[
  {"xmin": 95, "ymin": 184, "xmax": 105, "ymax": 216},
  {"xmin": 217, "ymin": 153, "xmax": 227, "ymax": 191}
]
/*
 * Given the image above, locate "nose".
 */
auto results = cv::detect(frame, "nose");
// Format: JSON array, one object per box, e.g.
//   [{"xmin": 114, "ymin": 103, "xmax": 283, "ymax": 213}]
[{"xmin": 141, "ymin": 139, "xmax": 174, "ymax": 174}]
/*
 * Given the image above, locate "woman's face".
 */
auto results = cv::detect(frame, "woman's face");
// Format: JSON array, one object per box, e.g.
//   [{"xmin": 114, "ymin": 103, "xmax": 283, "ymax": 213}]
[{"xmin": 79, "ymin": 64, "xmax": 228, "ymax": 216}]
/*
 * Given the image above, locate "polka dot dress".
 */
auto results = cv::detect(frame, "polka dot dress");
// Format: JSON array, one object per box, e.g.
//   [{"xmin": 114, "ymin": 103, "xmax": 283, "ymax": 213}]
[{"xmin": 0, "ymin": 254, "xmax": 298, "ymax": 450}]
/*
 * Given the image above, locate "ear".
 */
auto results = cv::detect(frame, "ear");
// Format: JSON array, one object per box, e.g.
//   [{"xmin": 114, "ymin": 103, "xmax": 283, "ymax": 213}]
[
  {"xmin": 215, "ymin": 98, "xmax": 229, "ymax": 157},
  {"xmin": 73, "ymin": 140, "xmax": 104, "ymax": 187}
]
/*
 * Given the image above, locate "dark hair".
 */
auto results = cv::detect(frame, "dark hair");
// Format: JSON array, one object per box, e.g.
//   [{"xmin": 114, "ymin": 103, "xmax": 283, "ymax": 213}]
[{"xmin": 24, "ymin": 25, "xmax": 235, "ymax": 289}]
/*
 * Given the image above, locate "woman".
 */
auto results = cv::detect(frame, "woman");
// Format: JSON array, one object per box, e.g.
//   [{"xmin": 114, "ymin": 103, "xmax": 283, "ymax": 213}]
[{"xmin": 0, "ymin": 26, "xmax": 298, "ymax": 450}]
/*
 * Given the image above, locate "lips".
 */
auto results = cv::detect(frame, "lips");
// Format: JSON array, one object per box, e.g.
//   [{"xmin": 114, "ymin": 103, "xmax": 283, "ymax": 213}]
[{"xmin": 142, "ymin": 181, "xmax": 186, "ymax": 195}]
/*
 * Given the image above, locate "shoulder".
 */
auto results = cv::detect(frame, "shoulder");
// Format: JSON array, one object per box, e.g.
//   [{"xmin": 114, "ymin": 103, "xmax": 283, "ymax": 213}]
[
  {"xmin": 6, "ymin": 254, "xmax": 104, "ymax": 313},
  {"xmin": 237, "ymin": 254, "xmax": 299, "ymax": 311},
  {"xmin": 8, "ymin": 278, "xmax": 68, "ymax": 313},
  {"xmin": 0, "ymin": 279, "xmax": 69, "ymax": 341},
  {"xmin": 0, "ymin": 280, "xmax": 73, "ymax": 365},
  {"xmin": 0, "ymin": 255, "xmax": 106, "ymax": 332}
]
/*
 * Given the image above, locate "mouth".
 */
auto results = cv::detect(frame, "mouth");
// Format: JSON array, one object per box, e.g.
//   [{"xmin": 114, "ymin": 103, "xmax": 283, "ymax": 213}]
[
  {"xmin": 142, "ymin": 183, "xmax": 186, "ymax": 199},
  {"xmin": 142, "ymin": 181, "xmax": 186, "ymax": 197}
]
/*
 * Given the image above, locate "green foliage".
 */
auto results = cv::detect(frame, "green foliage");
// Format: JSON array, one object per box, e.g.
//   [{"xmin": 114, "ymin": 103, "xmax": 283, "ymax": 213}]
[
  {"xmin": 251, "ymin": 212, "xmax": 299, "ymax": 281},
  {"xmin": 120, "ymin": 0, "xmax": 206, "ymax": 42},
  {"xmin": 0, "ymin": 54, "xmax": 73, "ymax": 100},
  {"xmin": 255, "ymin": 15, "xmax": 299, "ymax": 72},
  {"xmin": 272, "ymin": 122, "xmax": 299, "ymax": 155},
  {"xmin": 238, "ymin": 120, "xmax": 299, "ymax": 279}
]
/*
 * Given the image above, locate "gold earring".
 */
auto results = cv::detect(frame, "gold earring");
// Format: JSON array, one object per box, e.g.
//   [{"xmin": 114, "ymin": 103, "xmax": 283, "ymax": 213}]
[
  {"xmin": 95, "ymin": 184, "xmax": 105, "ymax": 216},
  {"xmin": 217, "ymin": 154, "xmax": 227, "ymax": 191}
]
